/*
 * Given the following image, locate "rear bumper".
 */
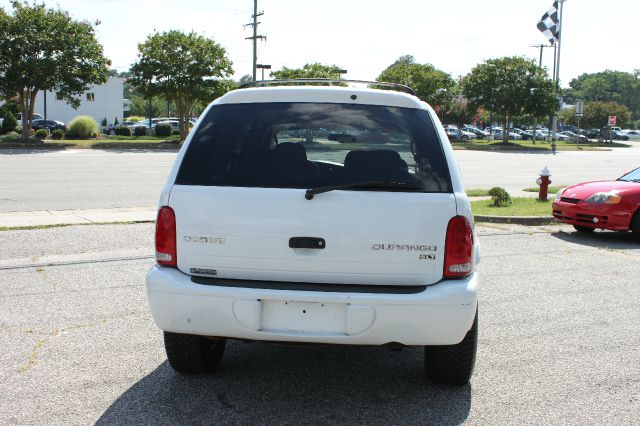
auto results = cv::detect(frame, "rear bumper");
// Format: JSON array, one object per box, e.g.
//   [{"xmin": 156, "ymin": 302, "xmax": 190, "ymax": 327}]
[
  {"xmin": 552, "ymin": 201, "xmax": 631, "ymax": 231},
  {"xmin": 146, "ymin": 266, "xmax": 478, "ymax": 346}
]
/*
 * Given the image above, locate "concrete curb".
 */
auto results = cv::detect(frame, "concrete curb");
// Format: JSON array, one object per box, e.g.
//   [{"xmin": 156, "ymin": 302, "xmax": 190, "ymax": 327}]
[
  {"xmin": 0, "ymin": 207, "xmax": 156, "ymax": 228},
  {"xmin": 474, "ymin": 215, "xmax": 556, "ymax": 225}
]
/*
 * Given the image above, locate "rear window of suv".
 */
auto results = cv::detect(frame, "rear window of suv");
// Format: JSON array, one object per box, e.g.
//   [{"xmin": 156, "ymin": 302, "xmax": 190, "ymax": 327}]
[{"xmin": 176, "ymin": 102, "xmax": 452, "ymax": 193}]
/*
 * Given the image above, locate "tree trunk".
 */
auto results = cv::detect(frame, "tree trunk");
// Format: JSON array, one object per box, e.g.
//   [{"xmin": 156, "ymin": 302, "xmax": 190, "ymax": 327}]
[
  {"xmin": 502, "ymin": 116, "xmax": 509, "ymax": 143},
  {"xmin": 18, "ymin": 87, "xmax": 38, "ymax": 142},
  {"xmin": 176, "ymin": 94, "xmax": 185, "ymax": 144}
]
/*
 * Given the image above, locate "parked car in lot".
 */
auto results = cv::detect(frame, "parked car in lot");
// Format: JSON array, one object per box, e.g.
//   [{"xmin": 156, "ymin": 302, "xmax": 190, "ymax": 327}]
[
  {"xmin": 600, "ymin": 129, "xmax": 630, "ymax": 141},
  {"xmin": 146, "ymin": 79, "xmax": 479, "ymax": 385},
  {"xmin": 1, "ymin": 112, "xmax": 44, "ymax": 127},
  {"xmin": 31, "ymin": 119, "xmax": 66, "ymax": 131},
  {"xmin": 552, "ymin": 166, "xmax": 640, "ymax": 241},
  {"xmin": 522, "ymin": 130, "xmax": 547, "ymax": 140},
  {"xmin": 559, "ymin": 131, "xmax": 588, "ymax": 143},
  {"xmin": 492, "ymin": 128, "xmax": 522, "ymax": 140},
  {"xmin": 461, "ymin": 126, "xmax": 489, "ymax": 139},
  {"xmin": 622, "ymin": 129, "xmax": 640, "ymax": 140}
]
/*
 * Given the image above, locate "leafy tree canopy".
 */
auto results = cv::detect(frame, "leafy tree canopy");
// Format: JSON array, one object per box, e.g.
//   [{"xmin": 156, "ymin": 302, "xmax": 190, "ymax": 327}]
[
  {"xmin": 563, "ymin": 70, "xmax": 640, "ymax": 120},
  {"xmin": 462, "ymin": 56, "xmax": 555, "ymax": 141},
  {"xmin": 377, "ymin": 56, "xmax": 456, "ymax": 106},
  {"xmin": 270, "ymin": 63, "xmax": 346, "ymax": 79},
  {"xmin": 559, "ymin": 100, "xmax": 631, "ymax": 129},
  {"xmin": 129, "ymin": 30, "xmax": 233, "ymax": 140},
  {"xmin": 0, "ymin": 1, "xmax": 111, "ymax": 140}
]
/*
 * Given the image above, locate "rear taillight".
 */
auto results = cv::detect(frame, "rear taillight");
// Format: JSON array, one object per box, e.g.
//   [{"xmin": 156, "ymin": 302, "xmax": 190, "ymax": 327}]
[
  {"xmin": 155, "ymin": 206, "xmax": 177, "ymax": 267},
  {"xmin": 443, "ymin": 216, "xmax": 473, "ymax": 278}
]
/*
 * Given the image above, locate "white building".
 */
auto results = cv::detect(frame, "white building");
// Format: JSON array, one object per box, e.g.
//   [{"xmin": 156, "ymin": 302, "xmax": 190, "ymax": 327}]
[{"xmin": 33, "ymin": 77, "xmax": 124, "ymax": 125}]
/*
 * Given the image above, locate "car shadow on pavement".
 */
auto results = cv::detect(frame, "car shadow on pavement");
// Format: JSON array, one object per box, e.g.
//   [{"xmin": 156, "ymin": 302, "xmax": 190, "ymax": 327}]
[
  {"xmin": 96, "ymin": 341, "xmax": 472, "ymax": 425},
  {"xmin": 550, "ymin": 228, "xmax": 638, "ymax": 249}
]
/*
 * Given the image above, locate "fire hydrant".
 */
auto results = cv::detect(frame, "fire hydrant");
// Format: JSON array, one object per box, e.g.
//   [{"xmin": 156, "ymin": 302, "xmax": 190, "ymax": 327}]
[{"xmin": 536, "ymin": 166, "xmax": 552, "ymax": 201}]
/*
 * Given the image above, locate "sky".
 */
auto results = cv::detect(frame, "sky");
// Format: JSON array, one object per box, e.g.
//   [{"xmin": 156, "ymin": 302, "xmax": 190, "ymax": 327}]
[{"xmin": 2, "ymin": 0, "xmax": 639, "ymax": 87}]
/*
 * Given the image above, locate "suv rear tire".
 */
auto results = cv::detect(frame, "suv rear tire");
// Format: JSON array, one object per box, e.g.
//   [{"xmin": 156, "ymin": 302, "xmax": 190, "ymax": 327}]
[
  {"xmin": 424, "ymin": 309, "xmax": 477, "ymax": 385},
  {"xmin": 164, "ymin": 332, "xmax": 226, "ymax": 374}
]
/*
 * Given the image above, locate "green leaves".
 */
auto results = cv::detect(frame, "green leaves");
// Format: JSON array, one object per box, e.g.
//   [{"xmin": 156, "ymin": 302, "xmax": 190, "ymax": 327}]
[
  {"xmin": 270, "ymin": 63, "xmax": 345, "ymax": 79},
  {"xmin": 462, "ymin": 56, "xmax": 555, "ymax": 139},
  {"xmin": 0, "ymin": 2, "xmax": 110, "ymax": 140},
  {"xmin": 129, "ymin": 30, "xmax": 233, "ymax": 140},
  {"xmin": 377, "ymin": 57, "xmax": 456, "ymax": 106}
]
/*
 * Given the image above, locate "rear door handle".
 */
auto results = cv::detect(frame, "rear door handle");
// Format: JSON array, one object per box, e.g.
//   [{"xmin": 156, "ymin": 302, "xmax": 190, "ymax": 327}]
[{"xmin": 289, "ymin": 237, "xmax": 326, "ymax": 249}]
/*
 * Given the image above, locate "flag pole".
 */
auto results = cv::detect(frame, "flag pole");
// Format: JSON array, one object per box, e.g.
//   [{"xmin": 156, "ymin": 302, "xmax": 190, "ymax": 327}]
[{"xmin": 551, "ymin": 0, "xmax": 566, "ymax": 154}]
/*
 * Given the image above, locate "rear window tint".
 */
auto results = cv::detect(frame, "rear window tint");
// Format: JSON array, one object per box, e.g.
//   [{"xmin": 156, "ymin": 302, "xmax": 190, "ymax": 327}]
[{"xmin": 176, "ymin": 102, "xmax": 452, "ymax": 192}]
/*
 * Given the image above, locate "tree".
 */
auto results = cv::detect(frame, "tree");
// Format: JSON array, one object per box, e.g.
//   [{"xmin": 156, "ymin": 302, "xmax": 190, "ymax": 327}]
[
  {"xmin": 270, "ymin": 63, "xmax": 346, "ymax": 79},
  {"xmin": 564, "ymin": 70, "xmax": 640, "ymax": 121},
  {"xmin": 377, "ymin": 56, "xmax": 456, "ymax": 107},
  {"xmin": 559, "ymin": 101, "xmax": 631, "ymax": 129},
  {"xmin": 0, "ymin": 1, "xmax": 111, "ymax": 141},
  {"xmin": 462, "ymin": 56, "xmax": 556, "ymax": 142},
  {"xmin": 130, "ymin": 30, "xmax": 233, "ymax": 141}
]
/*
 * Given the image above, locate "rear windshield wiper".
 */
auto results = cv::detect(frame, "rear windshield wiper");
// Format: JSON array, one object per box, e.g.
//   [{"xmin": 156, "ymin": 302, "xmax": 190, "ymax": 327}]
[{"xmin": 305, "ymin": 181, "xmax": 422, "ymax": 200}]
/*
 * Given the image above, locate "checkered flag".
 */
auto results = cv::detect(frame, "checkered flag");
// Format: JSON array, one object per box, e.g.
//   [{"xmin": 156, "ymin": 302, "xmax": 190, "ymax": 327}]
[{"xmin": 537, "ymin": 1, "xmax": 559, "ymax": 45}]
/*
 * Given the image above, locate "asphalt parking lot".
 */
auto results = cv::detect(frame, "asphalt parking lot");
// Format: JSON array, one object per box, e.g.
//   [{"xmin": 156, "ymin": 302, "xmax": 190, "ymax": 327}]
[{"xmin": 1, "ymin": 222, "xmax": 639, "ymax": 424}]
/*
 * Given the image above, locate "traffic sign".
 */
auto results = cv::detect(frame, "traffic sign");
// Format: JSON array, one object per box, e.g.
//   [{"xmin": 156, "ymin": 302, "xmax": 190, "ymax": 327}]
[
  {"xmin": 575, "ymin": 100, "xmax": 584, "ymax": 115},
  {"xmin": 608, "ymin": 116, "xmax": 617, "ymax": 125}
]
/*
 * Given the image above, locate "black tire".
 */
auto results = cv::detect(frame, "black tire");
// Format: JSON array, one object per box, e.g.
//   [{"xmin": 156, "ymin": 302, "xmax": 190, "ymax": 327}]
[
  {"xmin": 163, "ymin": 332, "xmax": 226, "ymax": 374},
  {"xmin": 631, "ymin": 212, "xmax": 640, "ymax": 243},
  {"xmin": 425, "ymin": 308, "xmax": 477, "ymax": 385},
  {"xmin": 573, "ymin": 224, "xmax": 595, "ymax": 233}
]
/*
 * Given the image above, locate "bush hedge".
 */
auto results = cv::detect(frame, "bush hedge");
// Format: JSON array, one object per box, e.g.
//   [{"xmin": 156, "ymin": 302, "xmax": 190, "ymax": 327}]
[
  {"xmin": 115, "ymin": 126, "xmax": 132, "ymax": 136},
  {"xmin": 51, "ymin": 129, "xmax": 65, "ymax": 140},
  {"xmin": 154, "ymin": 123, "xmax": 173, "ymax": 137},
  {"xmin": 488, "ymin": 187, "xmax": 512, "ymax": 207},
  {"xmin": 133, "ymin": 126, "xmax": 147, "ymax": 137},
  {"xmin": 66, "ymin": 115, "xmax": 99, "ymax": 139},
  {"xmin": 35, "ymin": 129, "xmax": 49, "ymax": 140}
]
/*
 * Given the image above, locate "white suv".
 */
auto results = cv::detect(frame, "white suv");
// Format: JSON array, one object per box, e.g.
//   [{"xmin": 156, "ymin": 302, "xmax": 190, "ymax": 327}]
[{"xmin": 146, "ymin": 80, "xmax": 479, "ymax": 385}]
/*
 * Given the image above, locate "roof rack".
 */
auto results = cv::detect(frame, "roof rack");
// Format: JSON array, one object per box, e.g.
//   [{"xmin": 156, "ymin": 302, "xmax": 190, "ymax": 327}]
[{"xmin": 239, "ymin": 78, "xmax": 417, "ymax": 96}]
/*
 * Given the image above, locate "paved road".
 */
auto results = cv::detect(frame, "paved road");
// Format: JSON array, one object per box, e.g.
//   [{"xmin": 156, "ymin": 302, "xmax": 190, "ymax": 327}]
[
  {"xmin": 1, "ymin": 143, "xmax": 639, "ymax": 212},
  {"xmin": 1, "ymin": 222, "xmax": 638, "ymax": 424}
]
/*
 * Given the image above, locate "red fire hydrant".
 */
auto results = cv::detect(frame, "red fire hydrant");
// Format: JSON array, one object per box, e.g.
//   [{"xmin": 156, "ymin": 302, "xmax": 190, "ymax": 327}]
[{"xmin": 537, "ymin": 166, "xmax": 552, "ymax": 201}]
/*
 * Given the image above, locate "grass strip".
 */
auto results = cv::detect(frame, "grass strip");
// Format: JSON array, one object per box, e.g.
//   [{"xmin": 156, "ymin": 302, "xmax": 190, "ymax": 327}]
[
  {"xmin": 522, "ymin": 186, "xmax": 565, "ymax": 194},
  {"xmin": 471, "ymin": 197, "xmax": 553, "ymax": 216}
]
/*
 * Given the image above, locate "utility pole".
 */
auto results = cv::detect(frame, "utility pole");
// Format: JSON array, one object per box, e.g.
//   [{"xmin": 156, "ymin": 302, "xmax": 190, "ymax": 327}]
[
  {"xmin": 245, "ymin": 0, "xmax": 266, "ymax": 81},
  {"xmin": 530, "ymin": 44, "xmax": 552, "ymax": 143}
]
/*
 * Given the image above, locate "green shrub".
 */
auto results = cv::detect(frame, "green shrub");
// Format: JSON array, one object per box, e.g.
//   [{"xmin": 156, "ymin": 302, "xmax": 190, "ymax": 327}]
[
  {"xmin": 15, "ymin": 126, "xmax": 22, "ymax": 134},
  {"xmin": 114, "ymin": 126, "xmax": 131, "ymax": 136},
  {"xmin": 2, "ymin": 111, "xmax": 18, "ymax": 134},
  {"xmin": 51, "ymin": 129, "xmax": 65, "ymax": 140},
  {"xmin": 127, "ymin": 115, "xmax": 145, "ymax": 123},
  {"xmin": 35, "ymin": 129, "xmax": 49, "ymax": 140},
  {"xmin": 66, "ymin": 115, "xmax": 99, "ymax": 139},
  {"xmin": 114, "ymin": 117, "xmax": 119, "ymax": 125},
  {"xmin": 154, "ymin": 123, "xmax": 173, "ymax": 137},
  {"xmin": 101, "ymin": 117, "xmax": 108, "ymax": 127},
  {"xmin": 173, "ymin": 129, "xmax": 180, "ymax": 135},
  {"xmin": 133, "ymin": 126, "xmax": 147, "ymax": 137},
  {"xmin": 488, "ymin": 187, "xmax": 512, "ymax": 207}
]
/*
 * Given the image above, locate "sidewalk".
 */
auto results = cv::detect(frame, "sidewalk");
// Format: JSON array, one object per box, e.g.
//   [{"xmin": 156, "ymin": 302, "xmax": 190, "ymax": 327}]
[{"xmin": 0, "ymin": 206, "xmax": 156, "ymax": 228}]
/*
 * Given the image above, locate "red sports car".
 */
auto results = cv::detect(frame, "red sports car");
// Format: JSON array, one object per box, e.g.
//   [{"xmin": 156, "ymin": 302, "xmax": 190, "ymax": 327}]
[{"xmin": 552, "ymin": 166, "xmax": 640, "ymax": 241}]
